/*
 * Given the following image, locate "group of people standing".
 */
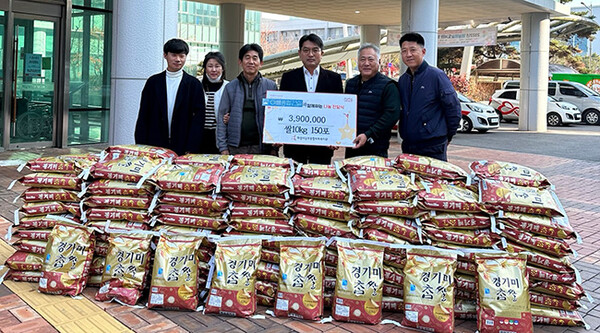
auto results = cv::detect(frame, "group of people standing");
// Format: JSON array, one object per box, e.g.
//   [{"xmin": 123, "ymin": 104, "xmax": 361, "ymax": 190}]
[{"xmin": 135, "ymin": 32, "xmax": 461, "ymax": 163}]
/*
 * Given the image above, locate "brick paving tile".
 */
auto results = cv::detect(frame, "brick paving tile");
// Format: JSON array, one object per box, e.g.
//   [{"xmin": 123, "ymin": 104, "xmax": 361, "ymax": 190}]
[
  {"xmin": 0, "ymin": 294, "xmax": 26, "ymax": 311},
  {"xmin": 0, "ymin": 317, "xmax": 58, "ymax": 333},
  {"xmin": 258, "ymin": 326, "xmax": 294, "ymax": 333},
  {"xmin": 0, "ymin": 285, "xmax": 14, "ymax": 298},
  {"xmin": 156, "ymin": 327, "xmax": 189, "ymax": 333},
  {"xmin": 114, "ymin": 312, "xmax": 150, "ymax": 330},
  {"xmin": 535, "ymin": 325, "xmax": 571, "ymax": 333},
  {"xmin": 582, "ymin": 314, "xmax": 600, "ymax": 331},
  {"xmin": 138, "ymin": 321, "xmax": 177, "ymax": 332},
  {"xmin": 162, "ymin": 314, "xmax": 204, "ymax": 332},
  {"xmin": 319, "ymin": 327, "xmax": 351, "ymax": 333},
  {"xmin": 284, "ymin": 319, "xmax": 322, "ymax": 332},
  {"xmin": 226, "ymin": 316, "xmax": 269, "ymax": 332},
  {"xmin": 9, "ymin": 306, "xmax": 41, "ymax": 322},
  {"xmin": 0, "ymin": 309, "xmax": 21, "ymax": 327},
  {"xmin": 135, "ymin": 308, "xmax": 171, "ymax": 324}
]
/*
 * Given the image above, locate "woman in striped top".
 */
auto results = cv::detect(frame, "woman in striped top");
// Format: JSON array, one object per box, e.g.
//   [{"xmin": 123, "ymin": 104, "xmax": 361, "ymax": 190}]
[{"xmin": 200, "ymin": 52, "xmax": 228, "ymax": 153}]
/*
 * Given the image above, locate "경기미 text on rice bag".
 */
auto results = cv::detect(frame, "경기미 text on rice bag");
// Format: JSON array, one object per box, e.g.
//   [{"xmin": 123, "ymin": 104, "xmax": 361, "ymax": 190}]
[
  {"xmin": 402, "ymin": 247, "xmax": 458, "ymax": 333},
  {"xmin": 95, "ymin": 232, "xmax": 154, "ymax": 305},
  {"xmin": 39, "ymin": 222, "xmax": 95, "ymax": 296},
  {"xmin": 275, "ymin": 238, "xmax": 325, "ymax": 320},
  {"xmin": 148, "ymin": 233, "xmax": 204, "ymax": 310},
  {"xmin": 204, "ymin": 238, "xmax": 262, "ymax": 317},
  {"xmin": 475, "ymin": 252, "xmax": 532, "ymax": 333},
  {"xmin": 332, "ymin": 239, "xmax": 385, "ymax": 325}
]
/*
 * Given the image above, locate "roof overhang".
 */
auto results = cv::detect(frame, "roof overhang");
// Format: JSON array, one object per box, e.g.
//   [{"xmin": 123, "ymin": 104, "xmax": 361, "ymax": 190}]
[{"xmin": 196, "ymin": 0, "xmax": 570, "ymax": 27}]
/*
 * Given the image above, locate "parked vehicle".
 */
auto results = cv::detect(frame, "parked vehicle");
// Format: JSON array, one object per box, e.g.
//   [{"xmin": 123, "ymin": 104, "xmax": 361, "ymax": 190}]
[
  {"xmin": 501, "ymin": 80, "xmax": 600, "ymax": 125},
  {"xmin": 457, "ymin": 93, "xmax": 499, "ymax": 133},
  {"xmin": 490, "ymin": 89, "xmax": 581, "ymax": 126}
]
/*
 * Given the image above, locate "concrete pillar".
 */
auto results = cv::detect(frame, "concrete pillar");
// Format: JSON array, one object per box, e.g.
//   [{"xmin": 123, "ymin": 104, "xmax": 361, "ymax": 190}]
[
  {"xmin": 460, "ymin": 46, "xmax": 474, "ymax": 80},
  {"xmin": 401, "ymin": 0, "xmax": 439, "ymax": 67},
  {"xmin": 220, "ymin": 3, "xmax": 245, "ymax": 81},
  {"xmin": 110, "ymin": 0, "xmax": 178, "ymax": 145},
  {"xmin": 360, "ymin": 25, "xmax": 381, "ymax": 47},
  {"xmin": 519, "ymin": 12, "xmax": 550, "ymax": 132}
]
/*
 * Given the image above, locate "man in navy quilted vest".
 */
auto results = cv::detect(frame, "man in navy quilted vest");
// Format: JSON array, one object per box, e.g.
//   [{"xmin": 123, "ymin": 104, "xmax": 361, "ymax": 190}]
[
  {"xmin": 398, "ymin": 32, "xmax": 461, "ymax": 161},
  {"xmin": 345, "ymin": 44, "xmax": 401, "ymax": 158}
]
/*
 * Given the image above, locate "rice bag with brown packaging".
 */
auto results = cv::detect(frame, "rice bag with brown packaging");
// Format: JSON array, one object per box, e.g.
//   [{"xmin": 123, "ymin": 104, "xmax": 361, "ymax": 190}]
[
  {"xmin": 220, "ymin": 165, "xmax": 291, "ymax": 195},
  {"xmin": 332, "ymin": 239, "xmax": 385, "ymax": 325},
  {"xmin": 173, "ymin": 153, "xmax": 231, "ymax": 167},
  {"xmin": 39, "ymin": 221, "xmax": 95, "ymax": 296},
  {"xmin": 204, "ymin": 237, "xmax": 262, "ymax": 317},
  {"xmin": 469, "ymin": 160, "xmax": 551, "ymax": 188},
  {"xmin": 152, "ymin": 164, "xmax": 224, "ymax": 193},
  {"xmin": 402, "ymin": 247, "xmax": 458, "ymax": 333},
  {"xmin": 105, "ymin": 144, "xmax": 177, "ymax": 160},
  {"xmin": 475, "ymin": 251, "xmax": 532, "ymax": 333},
  {"xmin": 95, "ymin": 232, "xmax": 154, "ymax": 305},
  {"xmin": 274, "ymin": 237, "xmax": 326, "ymax": 320},
  {"xmin": 531, "ymin": 305, "xmax": 588, "ymax": 327},
  {"xmin": 395, "ymin": 154, "xmax": 469, "ymax": 181},
  {"xmin": 348, "ymin": 168, "xmax": 419, "ymax": 201},
  {"xmin": 148, "ymin": 233, "xmax": 204, "ymax": 310},
  {"xmin": 292, "ymin": 175, "xmax": 349, "ymax": 201},
  {"xmin": 5, "ymin": 251, "xmax": 44, "ymax": 271}
]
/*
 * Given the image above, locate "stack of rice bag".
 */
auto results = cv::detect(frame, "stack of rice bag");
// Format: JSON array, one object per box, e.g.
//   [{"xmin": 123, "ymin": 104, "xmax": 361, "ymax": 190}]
[
  {"xmin": 81, "ymin": 145, "xmax": 172, "ymax": 287},
  {"xmin": 151, "ymin": 153, "xmax": 229, "ymax": 232},
  {"xmin": 471, "ymin": 160, "xmax": 589, "ymax": 327},
  {"xmin": 5, "ymin": 154, "xmax": 96, "ymax": 283},
  {"xmin": 339, "ymin": 156, "xmax": 424, "ymax": 312},
  {"xmin": 288, "ymin": 162, "xmax": 352, "ymax": 309},
  {"xmin": 217, "ymin": 155, "xmax": 295, "ymax": 307},
  {"xmin": 393, "ymin": 154, "xmax": 494, "ymax": 319}
]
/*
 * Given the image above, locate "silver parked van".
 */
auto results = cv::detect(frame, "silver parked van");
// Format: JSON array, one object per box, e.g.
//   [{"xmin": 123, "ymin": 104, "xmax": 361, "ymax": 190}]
[{"xmin": 502, "ymin": 80, "xmax": 600, "ymax": 125}]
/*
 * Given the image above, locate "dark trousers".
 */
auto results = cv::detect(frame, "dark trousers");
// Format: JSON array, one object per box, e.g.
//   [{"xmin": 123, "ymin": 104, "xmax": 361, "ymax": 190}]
[
  {"xmin": 198, "ymin": 128, "xmax": 219, "ymax": 154},
  {"xmin": 284, "ymin": 145, "xmax": 334, "ymax": 165},
  {"xmin": 401, "ymin": 139, "xmax": 448, "ymax": 161},
  {"xmin": 344, "ymin": 144, "xmax": 389, "ymax": 159}
]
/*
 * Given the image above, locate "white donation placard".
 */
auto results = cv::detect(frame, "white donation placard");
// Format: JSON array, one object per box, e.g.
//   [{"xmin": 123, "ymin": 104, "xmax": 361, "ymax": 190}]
[{"xmin": 262, "ymin": 91, "xmax": 357, "ymax": 147}]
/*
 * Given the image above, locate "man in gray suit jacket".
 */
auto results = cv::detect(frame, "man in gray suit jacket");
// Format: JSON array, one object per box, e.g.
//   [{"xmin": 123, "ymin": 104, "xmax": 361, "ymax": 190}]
[{"xmin": 216, "ymin": 44, "xmax": 278, "ymax": 155}]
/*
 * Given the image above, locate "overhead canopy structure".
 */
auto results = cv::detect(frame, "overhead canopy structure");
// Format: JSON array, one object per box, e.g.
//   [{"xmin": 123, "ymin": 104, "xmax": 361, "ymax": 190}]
[
  {"xmin": 198, "ymin": 0, "xmax": 568, "ymax": 27},
  {"xmin": 259, "ymin": 14, "xmax": 599, "ymax": 78}
]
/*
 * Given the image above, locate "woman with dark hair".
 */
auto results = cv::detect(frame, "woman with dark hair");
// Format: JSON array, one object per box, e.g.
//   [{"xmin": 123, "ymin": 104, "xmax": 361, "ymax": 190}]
[{"xmin": 199, "ymin": 51, "xmax": 228, "ymax": 154}]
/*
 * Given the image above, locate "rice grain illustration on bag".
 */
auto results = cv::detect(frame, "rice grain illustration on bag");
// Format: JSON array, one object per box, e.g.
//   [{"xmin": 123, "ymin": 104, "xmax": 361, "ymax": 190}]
[
  {"xmin": 148, "ymin": 233, "xmax": 204, "ymax": 310},
  {"xmin": 475, "ymin": 252, "xmax": 532, "ymax": 333},
  {"xmin": 332, "ymin": 239, "xmax": 384, "ymax": 325},
  {"xmin": 204, "ymin": 238, "xmax": 262, "ymax": 317},
  {"xmin": 402, "ymin": 247, "xmax": 458, "ymax": 333},
  {"xmin": 274, "ymin": 237, "xmax": 326, "ymax": 320}
]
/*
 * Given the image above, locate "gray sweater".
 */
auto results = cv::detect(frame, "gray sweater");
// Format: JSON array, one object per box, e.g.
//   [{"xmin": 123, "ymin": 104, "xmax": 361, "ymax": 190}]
[{"xmin": 216, "ymin": 73, "xmax": 278, "ymax": 153}]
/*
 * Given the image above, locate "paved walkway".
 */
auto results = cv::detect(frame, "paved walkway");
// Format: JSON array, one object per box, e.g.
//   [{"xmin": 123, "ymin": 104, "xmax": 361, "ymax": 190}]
[{"xmin": 0, "ymin": 141, "xmax": 598, "ymax": 333}]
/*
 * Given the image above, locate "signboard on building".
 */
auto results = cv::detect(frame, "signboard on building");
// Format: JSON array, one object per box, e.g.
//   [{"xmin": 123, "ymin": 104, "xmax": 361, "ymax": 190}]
[{"xmin": 438, "ymin": 27, "xmax": 497, "ymax": 47}]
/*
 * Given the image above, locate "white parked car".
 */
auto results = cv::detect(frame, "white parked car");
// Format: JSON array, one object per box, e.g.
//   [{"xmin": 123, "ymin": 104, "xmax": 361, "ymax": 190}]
[
  {"xmin": 503, "ymin": 80, "xmax": 599, "ymax": 125},
  {"xmin": 457, "ymin": 93, "xmax": 499, "ymax": 133},
  {"xmin": 489, "ymin": 89, "xmax": 581, "ymax": 126}
]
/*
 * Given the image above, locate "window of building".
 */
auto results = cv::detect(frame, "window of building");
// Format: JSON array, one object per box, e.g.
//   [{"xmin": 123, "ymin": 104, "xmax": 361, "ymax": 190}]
[{"xmin": 68, "ymin": 1, "xmax": 112, "ymax": 145}]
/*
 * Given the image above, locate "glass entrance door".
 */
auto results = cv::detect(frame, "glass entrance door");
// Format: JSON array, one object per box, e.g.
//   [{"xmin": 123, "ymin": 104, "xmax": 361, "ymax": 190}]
[{"xmin": 10, "ymin": 16, "xmax": 57, "ymax": 145}]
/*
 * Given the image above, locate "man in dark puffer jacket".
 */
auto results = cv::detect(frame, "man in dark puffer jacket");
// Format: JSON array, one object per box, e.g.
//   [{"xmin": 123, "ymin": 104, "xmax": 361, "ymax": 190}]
[{"xmin": 345, "ymin": 44, "xmax": 401, "ymax": 158}]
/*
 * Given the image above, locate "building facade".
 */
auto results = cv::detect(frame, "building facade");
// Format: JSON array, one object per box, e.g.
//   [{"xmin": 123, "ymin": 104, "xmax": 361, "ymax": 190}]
[
  {"xmin": 0, "ymin": 0, "xmax": 112, "ymax": 150},
  {"xmin": 178, "ymin": 0, "xmax": 261, "ymax": 74}
]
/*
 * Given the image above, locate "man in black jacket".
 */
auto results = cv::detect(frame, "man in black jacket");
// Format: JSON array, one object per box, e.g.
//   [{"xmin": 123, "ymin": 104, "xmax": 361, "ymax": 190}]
[
  {"xmin": 134, "ymin": 38, "xmax": 205, "ymax": 156},
  {"xmin": 345, "ymin": 44, "xmax": 401, "ymax": 158},
  {"xmin": 279, "ymin": 34, "xmax": 343, "ymax": 164}
]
